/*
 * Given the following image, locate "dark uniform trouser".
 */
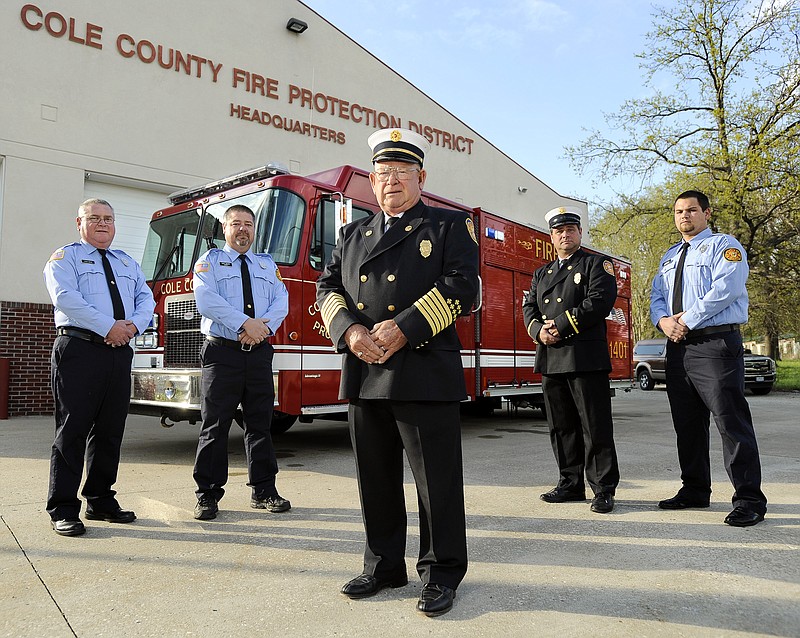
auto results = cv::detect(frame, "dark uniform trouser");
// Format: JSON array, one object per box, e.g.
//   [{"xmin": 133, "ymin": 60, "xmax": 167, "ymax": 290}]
[
  {"xmin": 349, "ymin": 399, "xmax": 468, "ymax": 590},
  {"xmin": 665, "ymin": 330, "xmax": 767, "ymax": 513},
  {"xmin": 194, "ymin": 340, "xmax": 279, "ymax": 501},
  {"xmin": 541, "ymin": 371, "xmax": 619, "ymax": 495},
  {"xmin": 47, "ymin": 336, "xmax": 133, "ymax": 520}
]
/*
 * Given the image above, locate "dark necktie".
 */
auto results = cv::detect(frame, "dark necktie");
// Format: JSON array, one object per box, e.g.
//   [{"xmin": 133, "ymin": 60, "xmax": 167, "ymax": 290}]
[
  {"xmin": 98, "ymin": 249, "xmax": 125, "ymax": 320},
  {"xmin": 671, "ymin": 242, "xmax": 690, "ymax": 314},
  {"xmin": 384, "ymin": 215, "xmax": 399, "ymax": 234},
  {"xmin": 239, "ymin": 254, "xmax": 255, "ymax": 318}
]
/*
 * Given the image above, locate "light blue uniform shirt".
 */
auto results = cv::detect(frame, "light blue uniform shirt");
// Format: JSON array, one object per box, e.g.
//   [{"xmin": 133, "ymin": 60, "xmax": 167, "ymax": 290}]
[
  {"xmin": 43, "ymin": 240, "xmax": 155, "ymax": 337},
  {"xmin": 650, "ymin": 227, "xmax": 749, "ymax": 330},
  {"xmin": 193, "ymin": 245, "xmax": 289, "ymax": 340}
]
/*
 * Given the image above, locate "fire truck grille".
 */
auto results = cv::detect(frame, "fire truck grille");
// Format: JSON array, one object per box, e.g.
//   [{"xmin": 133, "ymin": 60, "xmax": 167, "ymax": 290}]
[{"xmin": 164, "ymin": 298, "xmax": 203, "ymax": 368}]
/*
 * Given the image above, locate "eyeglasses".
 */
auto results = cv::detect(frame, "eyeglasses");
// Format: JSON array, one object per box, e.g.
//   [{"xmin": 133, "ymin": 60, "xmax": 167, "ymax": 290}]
[
  {"xmin": 373, "ymin": 167, "xmax": 420, "ymax": 182},
  {"xmin": 82, "ymin": 216, "xmax": 115, "ymax": 225}
]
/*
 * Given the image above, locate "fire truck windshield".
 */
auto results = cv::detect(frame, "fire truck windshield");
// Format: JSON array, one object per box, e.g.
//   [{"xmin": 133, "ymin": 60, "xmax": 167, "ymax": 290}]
[{"xmin": 141, "ymin": 188, "xmax": 305, "ymax": 282}]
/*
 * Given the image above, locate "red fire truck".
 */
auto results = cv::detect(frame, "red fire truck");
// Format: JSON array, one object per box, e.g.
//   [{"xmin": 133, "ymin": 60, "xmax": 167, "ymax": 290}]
[{"xmin": 130, "ymin": 164, "xmax": 633, "ymax": 432}]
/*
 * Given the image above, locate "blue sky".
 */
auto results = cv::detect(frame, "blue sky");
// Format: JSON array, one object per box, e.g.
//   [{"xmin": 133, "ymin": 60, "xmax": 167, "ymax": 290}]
[{"xmin": 302, "ymin": 0, "xmax": 660, "ymax": 207}]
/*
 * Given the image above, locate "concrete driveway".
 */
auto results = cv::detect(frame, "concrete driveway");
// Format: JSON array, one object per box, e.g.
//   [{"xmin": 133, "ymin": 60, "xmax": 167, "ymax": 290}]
[{"xmin": 1, "ymin": 389, "xmax": 798, "ymax": 637}]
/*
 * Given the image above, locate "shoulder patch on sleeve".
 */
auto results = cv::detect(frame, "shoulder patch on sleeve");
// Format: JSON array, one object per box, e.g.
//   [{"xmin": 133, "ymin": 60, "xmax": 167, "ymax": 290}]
[
  {"xmin": 603, "ymin": 260, "xmax": 615, "ymax": 276},
  {"xmin": 465, "ymin": 217, "xmax": 478, "ymax": 244},
  {"xmin": 49, "ymin": 249, "xmax": 65, "ymax": 262},
  {"xmin": 195, "ymin": 260, "xmax": 210, "ymax": 273},
  {"xmin": 724, "ymin": 247, "xmax": 742, "ymax": 262}
]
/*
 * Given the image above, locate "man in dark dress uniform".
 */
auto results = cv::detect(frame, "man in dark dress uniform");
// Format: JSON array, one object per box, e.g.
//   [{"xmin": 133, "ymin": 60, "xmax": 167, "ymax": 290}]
[
  {"xmin": 316, "ymin": 128, "xmax": 479, "ymax": 617},
  {"xmin": 522, "ymin": 207, "xmax": 620, "ymax": 513}
]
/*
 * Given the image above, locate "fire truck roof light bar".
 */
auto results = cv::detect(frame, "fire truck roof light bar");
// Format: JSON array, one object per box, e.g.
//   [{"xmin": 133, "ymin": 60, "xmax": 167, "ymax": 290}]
[{"xmin": 168, "ymin": 162, "xmax": 290, "ymax": 205}]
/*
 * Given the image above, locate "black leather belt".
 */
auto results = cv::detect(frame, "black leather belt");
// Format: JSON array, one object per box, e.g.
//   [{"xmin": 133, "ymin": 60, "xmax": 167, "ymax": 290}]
[
  {"xmin": 57, "ymin": 326, "xmax": 111, "ymax": 346},
  {"xmin": 685, "ymin": 324, "xmax": 738, "ymax": 340},
  {"xmin": 206, "ymin": 335, "xmax": 266, "ymax": 352}
]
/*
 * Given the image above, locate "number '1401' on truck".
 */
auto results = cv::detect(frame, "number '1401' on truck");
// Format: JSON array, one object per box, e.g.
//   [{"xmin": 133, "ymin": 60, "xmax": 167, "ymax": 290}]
[{"xmin": 130, "ymin": 164, "xmax": 634, "ymax": 432}]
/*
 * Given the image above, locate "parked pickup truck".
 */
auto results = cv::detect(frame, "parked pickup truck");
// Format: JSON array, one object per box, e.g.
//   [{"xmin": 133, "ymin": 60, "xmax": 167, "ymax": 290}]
[{"xmin": 632, "ymin": 338, "xmax": 776, "ymax": 395}]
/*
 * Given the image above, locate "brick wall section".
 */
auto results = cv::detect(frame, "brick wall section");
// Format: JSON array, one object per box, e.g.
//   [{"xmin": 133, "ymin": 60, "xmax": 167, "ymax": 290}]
[{"xmin": 0, "ymin": 301, "xmax": 55, "ymax": 417}]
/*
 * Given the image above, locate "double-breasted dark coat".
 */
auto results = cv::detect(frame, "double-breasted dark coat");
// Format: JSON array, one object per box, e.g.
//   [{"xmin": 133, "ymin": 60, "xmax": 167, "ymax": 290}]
[
  {"xmin": 523, "ymin": 248, "xmax": 617, "ymax": 374},
  {"xmin": 316, "ymin": 199, "xmax": 479, "ymax": 401}
]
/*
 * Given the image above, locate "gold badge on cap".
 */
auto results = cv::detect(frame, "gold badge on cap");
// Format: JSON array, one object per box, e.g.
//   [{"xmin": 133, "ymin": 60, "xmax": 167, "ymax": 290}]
[
  {"xmin": 420, "ymin": 239, "xmax": 432, "ymax": 258},
  {"xmin": 574, "ymin": 273, "xmax": 582, "ymax": 284},
  {"xmin": 466, "ymin": 218, "xmax": 478, "ymax": 244},
  {"xmin": 724, "ymin": 247, "xmax": 742, "ymax": 262},
  {"xmin": 603, "ymin": 260, "xmax": 615, "ymax": 275},
  {"xmin": 390, "ymin": 130, "xmax": 402, "ymax": 142}
]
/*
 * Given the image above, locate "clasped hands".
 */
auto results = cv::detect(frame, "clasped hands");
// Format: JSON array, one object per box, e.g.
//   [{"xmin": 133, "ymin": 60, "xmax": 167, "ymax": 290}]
[
  {"xmin": 345, "ymin": 320, "xmax": 407, "ymax": 365},
  {"xmin": 658, "ymin": 313, "xmax": 689, "ymax": 343},
  {"xmin": 105, "ymin": 320, "xmax": 138, "ymax": 347},
  {"xmin": 538, "ymin": 320, "xmax": 562, "ymax": 346},
  {"xmin": 238, "ymin": 318, "xmax": 271, "ymax": 346}
]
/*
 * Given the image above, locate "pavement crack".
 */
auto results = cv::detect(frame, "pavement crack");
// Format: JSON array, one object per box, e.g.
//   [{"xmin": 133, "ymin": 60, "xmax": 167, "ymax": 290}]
[{"xmin": 1, "ymin": 515, "xmax": 78, "ymax": 638}]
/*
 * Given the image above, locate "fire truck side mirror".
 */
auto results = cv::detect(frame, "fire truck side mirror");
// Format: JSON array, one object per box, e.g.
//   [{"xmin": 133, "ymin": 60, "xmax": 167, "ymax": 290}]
[{"xmin": 334, "ymin": 197, "xmax": 353, "ymax": 236}]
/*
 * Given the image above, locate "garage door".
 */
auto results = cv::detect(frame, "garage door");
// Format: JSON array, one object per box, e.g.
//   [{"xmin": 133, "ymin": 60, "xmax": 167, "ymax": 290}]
[{"xmin": 83, "ymin": 178, "xmax": 173, "ymax": 264}]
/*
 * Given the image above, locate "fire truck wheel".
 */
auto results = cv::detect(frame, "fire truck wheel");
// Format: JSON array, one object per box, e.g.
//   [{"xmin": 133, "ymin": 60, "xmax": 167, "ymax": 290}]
[{"xmin": 271, "ymin": 412, "xmax": 298, "ymax": 435}]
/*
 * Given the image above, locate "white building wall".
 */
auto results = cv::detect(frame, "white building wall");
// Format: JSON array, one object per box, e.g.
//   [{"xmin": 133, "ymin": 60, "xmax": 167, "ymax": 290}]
[{"xmin": 0, "ymin": 0, "xmax": 585, "ymax": 305}]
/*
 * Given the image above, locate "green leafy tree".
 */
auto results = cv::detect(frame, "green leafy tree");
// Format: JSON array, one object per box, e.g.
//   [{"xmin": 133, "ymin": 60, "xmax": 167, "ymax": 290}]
[{"xmin": 572, "ymin": 0, "xmax": 800, "ymax": 356}]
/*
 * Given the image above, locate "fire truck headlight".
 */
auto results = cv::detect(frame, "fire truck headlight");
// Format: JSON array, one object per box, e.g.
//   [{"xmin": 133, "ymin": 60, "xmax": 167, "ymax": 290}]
[{"xmin": 134, "ymin": 333, "xmax": 157, "ymax": 349}]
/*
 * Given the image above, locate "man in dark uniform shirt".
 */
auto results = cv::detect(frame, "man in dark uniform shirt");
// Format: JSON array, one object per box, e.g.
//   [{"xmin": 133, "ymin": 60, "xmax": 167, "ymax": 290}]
[
  {"xmin": 316, "ymin": 128, "xmax": 479, "ymax": 617},
  {"xmin": 43, "ymin": 198, "xmax": 155, "ymax": 536},
  {"xmin": 522, "ymin": 207, "xmax": 620, "ymax": 513}
]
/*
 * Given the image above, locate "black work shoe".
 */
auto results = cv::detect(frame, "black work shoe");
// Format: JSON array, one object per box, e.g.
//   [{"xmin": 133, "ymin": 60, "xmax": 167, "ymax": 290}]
[
  {"xmin": 540, "ymin": 487, "xmax": 586, "ymax": 503},
  {"xmin": 341, "ymin": 573, "xmax": 409, "ymax": 599},
  {"xmin": 658, "ymin": 494, "xmax": 710, "ymax": 510},
  {"xmin": 85, "ymin": 508, "xmax": 136, "ymax": 523},
  {"xmin": 250, "ymin": 495, "xmax": 291, "ymax": 513},
  {"xmin": 51, "ymin": 519, "xmax": 86, "ymax": 537},
  {"xmin": 724, "ymin": 506, "xmax": 765, "ymax": 527},
  {"xmin": 590, "ymin": 492, "xmax": 615, "ymax": 513},
  {"xmin": 417, "ymin": 583, "xmax": 456, "ymax": 617},
  {"xmin": 194, "ymin": 496, "xmax": 218, "ymax": 520}
]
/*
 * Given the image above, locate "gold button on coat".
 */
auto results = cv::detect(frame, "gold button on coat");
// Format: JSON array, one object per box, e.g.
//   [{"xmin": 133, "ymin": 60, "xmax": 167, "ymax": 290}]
[
  {"xmin": 388, "ymin": 305, "xmax": 395, "ymax": 311},
  {"xmin": 544, "ymin": 298, "xmax": 550, "ymax": 304},
  {"xmin": 360, "ymin": 275, "xmax": 368, "ymax": 282},
  {"xmin": 557, "ymin": 297, "xmax": 562, "ymax": 302},
  {"xmin": 387, "ymin": 274, "xmax": 396, "ymax": 282},
  {"xmin": 357, "ymin": 302, "xmax": 364, "ymax": 310}
]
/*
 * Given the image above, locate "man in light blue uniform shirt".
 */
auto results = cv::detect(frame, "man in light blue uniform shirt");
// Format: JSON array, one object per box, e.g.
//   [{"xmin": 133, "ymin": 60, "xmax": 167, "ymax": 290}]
[
  {"xmin": 43, "ymin": 198, "xmax": 155, "ymax": 536},
  {"xmin": 650, "ymin": 190, "xmax": 767, "ymax": 527},
  {"xmin": 192, "ymin": 204, "xmax": 289, "ymax": 520}
]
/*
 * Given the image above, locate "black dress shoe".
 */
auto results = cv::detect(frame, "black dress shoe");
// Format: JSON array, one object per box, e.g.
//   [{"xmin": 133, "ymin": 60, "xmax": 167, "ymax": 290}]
[
  {"xmin": 51, "ymin": 519, "xmax": 86, "ymax": 536},
  {"xmin": 724, "ymin": 506, "xmax": 765, "ymax": 527},
  {"xmin": 417, "ymin": 583, "xmax": 456, "ymax": 617},
  {"xmin": 658, "ymin": 494, "xmax": 710, "ymax": 510},
  {"xmin": 540, "ymin": 487, "xmax": 586, "ymax": 503},
  {"xmin": 590, "ymin": 492, "xmax": 615, "ymax": 513},
  {"xmin": 85, "ymin": 508, "xmax": 136, "ymax": 523},
  {"xmin": 340, "ymin": 573, "xmax": 408, "ymax": 599}
]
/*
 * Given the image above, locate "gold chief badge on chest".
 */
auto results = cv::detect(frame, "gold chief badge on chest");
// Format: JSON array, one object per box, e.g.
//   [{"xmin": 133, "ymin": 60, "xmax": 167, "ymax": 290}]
[
  {"xmin": 419, "ymin": 239, "xmax": 433, "ymax": 258},
  {"xmin": 573, "ymin": 272, "xmax": 582, "ymax": 284}
]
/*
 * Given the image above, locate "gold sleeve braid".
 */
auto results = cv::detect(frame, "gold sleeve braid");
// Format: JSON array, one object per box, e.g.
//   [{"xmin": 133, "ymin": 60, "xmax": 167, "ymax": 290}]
[
  {"xmin": 414, "ymin": 287, "xmax": 460, "ymax": 336},
  {"xmin": 320, "ymin": 292, "xmax": 348, "ymax": 330},
  {"xmin": 566, "ymin": 310, "xmax": 580, "ymax": 334}
]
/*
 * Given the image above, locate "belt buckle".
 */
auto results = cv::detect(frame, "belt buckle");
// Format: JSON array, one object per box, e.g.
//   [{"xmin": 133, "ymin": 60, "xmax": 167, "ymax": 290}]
[{"xmin": 241, "ymin": 342, "xmax": 253, "ymax": 352}]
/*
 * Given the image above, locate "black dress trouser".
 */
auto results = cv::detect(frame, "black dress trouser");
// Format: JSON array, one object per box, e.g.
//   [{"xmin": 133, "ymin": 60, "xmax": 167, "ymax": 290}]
[
  {"xmin": 349, "ymin": 399, "xmax": 468, "ymax": 590},
  {"xmin": 47, "ymin": 335, "xmax": 133, "ymax": 520},
  {"xmin": 665, "ymin": 330, "xmax": 767, "ymax": 513},
  {"xmin": 541, "ymin": 371, "xmax": 620, "ymax": 495},
  {"xmin": 193, "ymin": 340, "xmax": 279, "ymax": 501}
]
